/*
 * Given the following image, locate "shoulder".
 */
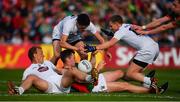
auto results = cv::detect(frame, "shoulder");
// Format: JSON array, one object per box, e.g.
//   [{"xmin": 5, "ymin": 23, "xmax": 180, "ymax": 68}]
[
  {"xmin": 44, "ymin": 60, "xmax": 53, "ymax": 65},
  {"xmin": 44, "ymin": 60, "xmax": 56, "ymax": 67}
]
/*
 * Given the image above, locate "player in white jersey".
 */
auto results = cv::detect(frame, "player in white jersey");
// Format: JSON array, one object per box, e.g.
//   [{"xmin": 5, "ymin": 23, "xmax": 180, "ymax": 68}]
[
  {"xmin": 51, "ymin": 13, "xmax": 105, "ymax": 64},
  {"xmin": 85, "ymin": 15, "xmax": 159, "ymax": 90},
  {"xmin": 8, "ymin": 46, "xmax": 98, "ymax": 95}
]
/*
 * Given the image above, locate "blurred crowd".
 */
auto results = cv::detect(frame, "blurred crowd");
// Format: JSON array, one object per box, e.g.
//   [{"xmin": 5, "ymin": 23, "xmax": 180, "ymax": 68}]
[{"xmin": 0, "ymin": 0, "xmax": 180, "ymax": 46}]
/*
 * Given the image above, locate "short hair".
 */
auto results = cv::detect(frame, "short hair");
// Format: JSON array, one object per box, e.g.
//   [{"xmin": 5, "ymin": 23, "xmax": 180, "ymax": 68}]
[
  {"xmin": 60, "ymin": 49, "xmax": 75, "ymax": 63},
  {"xmin": 77, "ymin": 13, "xmax": 90, "ymax": 27},
  {"xmin": 109, "ymin": 15, "xmax": 123, "ymax": 24},
  {"xmin": 28, "ymin": 46, "xmax": 42, "ymax": 62}
]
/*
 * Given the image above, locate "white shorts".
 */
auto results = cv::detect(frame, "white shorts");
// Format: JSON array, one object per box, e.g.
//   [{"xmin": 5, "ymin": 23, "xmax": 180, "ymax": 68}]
[
  {"xmin": 92, "ymin": 74, "xmax": 107, "ymax": 92},
  {"xmin": 134, "ymin": 43, "xmax": 159, "ymax": 64},
  {"xmin": 45, "ymin": 75, "xmax": 71, "ymax": 94}
]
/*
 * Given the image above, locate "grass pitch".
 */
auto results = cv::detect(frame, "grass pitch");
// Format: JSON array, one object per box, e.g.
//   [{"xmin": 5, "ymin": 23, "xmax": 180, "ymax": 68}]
[{"xmin": 0, "ymin": 69, "xmax": 180, "ymax": 101}]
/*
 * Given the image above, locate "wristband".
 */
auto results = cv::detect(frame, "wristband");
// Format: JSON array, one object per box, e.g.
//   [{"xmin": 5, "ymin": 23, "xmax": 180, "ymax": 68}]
[{"xmin": 142, "ymin": 25, "xmax": 146, "ymax": 30}]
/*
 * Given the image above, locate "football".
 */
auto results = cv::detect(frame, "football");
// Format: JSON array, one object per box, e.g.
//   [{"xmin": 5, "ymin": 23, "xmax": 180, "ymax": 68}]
[{"xmin": 78, "ymin": 60, "xmax": 92, "ymax": 73}]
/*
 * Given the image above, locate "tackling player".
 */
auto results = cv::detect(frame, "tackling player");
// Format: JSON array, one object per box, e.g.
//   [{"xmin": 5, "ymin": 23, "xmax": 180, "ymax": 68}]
[
  {"xmin": 51, "ymin": 13, "xmax": 105, "ymax": 64},
  {"xmin": 85, "ymin": 15, "xmax": 160, "ymax": 90}
]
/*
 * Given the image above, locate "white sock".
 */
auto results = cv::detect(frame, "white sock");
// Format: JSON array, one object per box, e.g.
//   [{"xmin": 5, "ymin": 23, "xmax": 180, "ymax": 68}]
[
  {"xmin": 143, "ymin": 83, "xmax": 150, "ymax": 88},
  {"xmin": 85, "ymin": 75, "xmax": 92, "ymax": 82},
  {"xmin": 18, "ymin": 87, "xmax": 24, "ymax": 95},
  {"xmin": 143, "ymin": 77, "xmax": 151, "ymax": 85}
]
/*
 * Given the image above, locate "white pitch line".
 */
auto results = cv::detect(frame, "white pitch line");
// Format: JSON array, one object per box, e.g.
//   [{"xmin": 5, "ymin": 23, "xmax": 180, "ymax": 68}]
[{"xmin": 0, "ymin": 93, "xmax": 178, "ymax": 99}]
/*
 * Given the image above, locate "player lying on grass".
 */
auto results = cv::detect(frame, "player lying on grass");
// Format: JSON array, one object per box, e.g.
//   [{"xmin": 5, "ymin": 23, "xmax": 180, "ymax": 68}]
[
  {"xmin": 51, "ymin": 13, "xmax": 106, "ymax": 65},
  {"xmin": 8, "ymin": 46, "xmax": 98, "ymax": 95},
  {"xmin": 61, "ymin": 50, "xmax": 168, "ymax": 94},
  {"xmin": 131, "ymin": 0, "xmax": 180, "ymax": 35},
  {"xmin": 85, "ymin": 15, "xmax": 160, "ymax": 91}
]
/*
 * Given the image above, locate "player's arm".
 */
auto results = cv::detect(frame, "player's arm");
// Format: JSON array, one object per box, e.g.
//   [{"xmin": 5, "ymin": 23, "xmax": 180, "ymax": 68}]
[
  {"xmin": 60, "ymin": 34, "xmax": 78, "ymax": 51},
  {"xmin": 142, "ymin": 16, "xmax": 171, "ymax": 30},
  {"xmin": 94, "ymin": 32, "xmax": 105, "ymax": 44},
  {"xmin": 136, "ymin": 22, "xmax": 176, "ymax": 35},
  {"xmin": 96, "ymin": 38, "xmax": 119, "ymax": 50}
]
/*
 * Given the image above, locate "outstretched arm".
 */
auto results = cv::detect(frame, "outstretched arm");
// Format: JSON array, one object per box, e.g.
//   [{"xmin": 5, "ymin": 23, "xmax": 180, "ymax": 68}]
[
  {"xmin": 136, "ymin": 22, "xmax": 176, "ymax": 35},
  {"xmin": 94, "ymin": 32, "xmax": 105, "ymax": 44},
  {"xmin": 142, "ymin": 16, "xmax": 171, "ymax": 30},
  {"xmin": 96, "ymin": 38, "xmax": 119, "ymax": 50}
]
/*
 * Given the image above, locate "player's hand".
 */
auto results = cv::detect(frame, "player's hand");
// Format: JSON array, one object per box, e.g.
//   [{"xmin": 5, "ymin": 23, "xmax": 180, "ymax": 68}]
[
  {"xmin": 131, "ymin": 24, "xmax": 142, "ymax": 30},
  {"xmin": 105, "ymin": 51, "xmax": 112, "ymax": 61},
  {"xmin": 85, "ymin": 44, "xmax": 96, "ymax": 52}
]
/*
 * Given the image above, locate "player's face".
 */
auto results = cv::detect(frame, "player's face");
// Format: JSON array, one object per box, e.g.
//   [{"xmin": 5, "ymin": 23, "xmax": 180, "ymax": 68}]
[
  {"xmin": 109, "ymin": 22, "xmax": 119, "ymax": 32},
  {"xmin": 35, "ymin": 48, "xmax": 44, "ymax": 64},
  {"xmin": 77, "ymin": 23, "xmax": 87, "ymax": 32},
  {"xmin": 66, "ymin": 54, "xmax": 76, "ymax": 67}
]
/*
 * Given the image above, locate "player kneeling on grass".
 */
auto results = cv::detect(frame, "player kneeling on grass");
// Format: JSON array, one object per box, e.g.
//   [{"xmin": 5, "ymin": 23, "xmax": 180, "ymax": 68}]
[{"xmin": 8, "ymin": 46, "xmax": 98, "ymax": 95}]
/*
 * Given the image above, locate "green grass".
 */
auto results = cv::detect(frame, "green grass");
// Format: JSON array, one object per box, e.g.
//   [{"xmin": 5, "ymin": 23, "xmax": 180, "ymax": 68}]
[{"xmin": 0, "ymin": 69, "xmax": 180, "ymax": 101}]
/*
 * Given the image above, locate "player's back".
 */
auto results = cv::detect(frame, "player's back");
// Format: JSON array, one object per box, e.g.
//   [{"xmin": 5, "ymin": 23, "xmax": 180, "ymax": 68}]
[
  {"xmin": 56, "ymin": 15, "xmax": 77, "ymax": 33},
  {"xmin": 113, "ymin": 24, "xmax": 158, "ymax": 50}
]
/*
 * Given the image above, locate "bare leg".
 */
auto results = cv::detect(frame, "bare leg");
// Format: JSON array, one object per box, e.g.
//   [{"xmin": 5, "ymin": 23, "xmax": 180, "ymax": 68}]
[
  {"xmin": 51, "ymin": 40, "xmax": 61, "ymax": 65},
  {"xmin": 61, "ymin": 68, "xmax": 89, "ymax": 88},
  {"xmin": 20, "ymin": 75, "xmax": 49, "ymax": 92},
  {"xmin": 126, "ymin": 62, "xmax": 145, "ymax": 83},
  {"xmin": 106, "ymin": 82, "xmax": 149, "ymax": 93},
  {"xmin": 103, "ymin": 70, "xmax": 124, "ymax": 82}
]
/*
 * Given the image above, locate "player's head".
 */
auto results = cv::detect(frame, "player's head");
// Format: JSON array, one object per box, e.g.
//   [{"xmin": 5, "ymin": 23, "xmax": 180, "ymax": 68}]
[
  {"xmin": 60, "ymin": 49, "xmax": 75, "ymax": 66},
  {"xmin": 28, "ymin": 46, "xmax": 44, "ymax": 63},
  {"xmin": 172, "ymin": 0, "xmax": 180, "ymax": 14},
  {"xmin": 109, "ymin": 15, "xmax": 123, "ymax": 32},
  {"xmin": 77, "ymin": 13, "xmax": 90, "ymax": 31}
]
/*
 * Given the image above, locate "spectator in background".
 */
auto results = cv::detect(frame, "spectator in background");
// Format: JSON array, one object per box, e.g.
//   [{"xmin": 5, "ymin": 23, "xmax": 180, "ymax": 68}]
[
  {"xmin": 131, "ymin": 0, "xmax": 180, "ymax": 35},
  {"xmin": 0, "ymin": 0, "xmax": 179, "ymax": 46}
]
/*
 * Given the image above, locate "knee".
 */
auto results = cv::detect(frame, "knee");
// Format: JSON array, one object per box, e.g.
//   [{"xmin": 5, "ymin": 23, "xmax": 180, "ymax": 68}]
[
  {"xmin": 116, "ymin": 70, "xmax": 125, "ymax": 77},
  {"xmin": 26, "ymin": 75, "xmax": 39, "ymax": 81}
]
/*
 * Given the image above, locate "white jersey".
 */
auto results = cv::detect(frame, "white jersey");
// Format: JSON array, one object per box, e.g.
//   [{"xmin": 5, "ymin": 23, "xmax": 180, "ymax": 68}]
[
  {"xmin": 113, "ymin": 24, "xmax": 157, "ymax": 50},
  {"xmin": 52, "ymin": 15, "xmax": 97, "ymax": 40},
  {"xmin": 113, "ymin": 24, "xmax": 159, "ymax": 64},
  {"xmin": 22, "ymin": 60, "xmax": 60, "ymax": 82}
]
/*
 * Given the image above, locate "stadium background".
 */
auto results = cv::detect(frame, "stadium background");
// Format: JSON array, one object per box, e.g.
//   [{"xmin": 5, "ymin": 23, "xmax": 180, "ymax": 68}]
[{"xmin": 0, "ymin": 0, "xmax": 180, "ymax": 101}]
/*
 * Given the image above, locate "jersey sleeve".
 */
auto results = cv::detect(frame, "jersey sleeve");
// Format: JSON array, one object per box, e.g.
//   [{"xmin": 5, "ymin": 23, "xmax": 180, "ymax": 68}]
[
  {"xmin": 113, "ymin": 30, "xmax": 125, "ymax": 40},
  {"xmin": 62, "ymin": 21, "xmax": 72, "ymax": 36},
  {"xmin": 45, "ymin": 61, "xmax": 56, "ymax": 70},
  {"xmin": 86, "ymin": 22, "xmax": 97, "ymax": 34}
]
